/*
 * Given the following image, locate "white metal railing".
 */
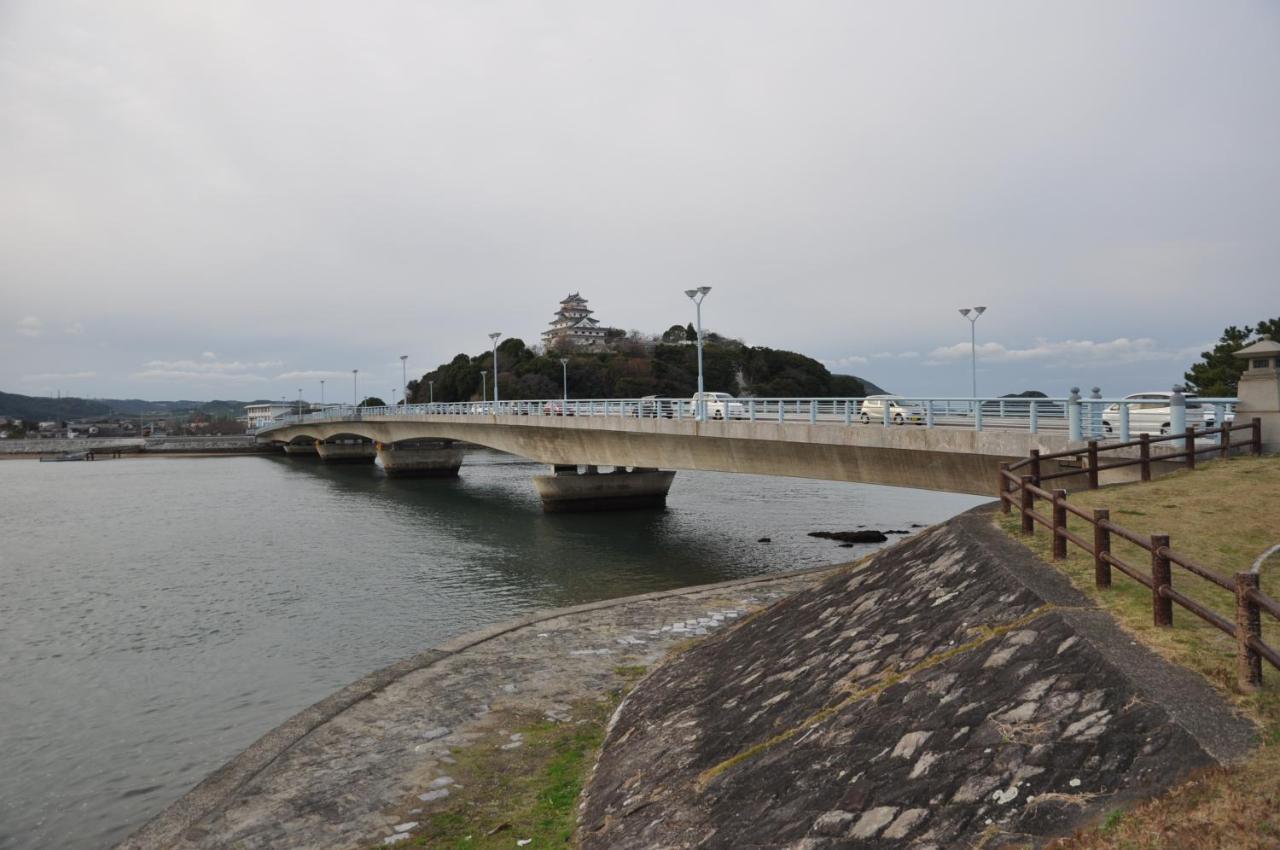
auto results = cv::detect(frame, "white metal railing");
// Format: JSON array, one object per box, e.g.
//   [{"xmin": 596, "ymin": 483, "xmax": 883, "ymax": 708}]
[{"xmin": 254, "ymin": 390, "xmax": 1238, "ymax": 446}]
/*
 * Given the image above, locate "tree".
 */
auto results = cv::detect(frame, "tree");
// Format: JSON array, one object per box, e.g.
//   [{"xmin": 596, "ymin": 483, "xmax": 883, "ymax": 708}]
[
  {"xmin": 358, "ymin": 396, "xmax": 387, "ymax": 408},
  {"xmin": 1184, "ymin": 318, "xmax": 1280, "ymax": 396},
  {"xmin": 685, "ymin": 322, "xmax": 697, "ymax": 342},
  {"xmin": 662, "ymin": 324, "xmax": 687, "ymax": 344}
]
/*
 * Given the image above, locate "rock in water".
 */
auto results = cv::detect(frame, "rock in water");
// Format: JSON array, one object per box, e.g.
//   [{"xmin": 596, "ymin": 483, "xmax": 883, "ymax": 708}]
[{"xmin": 808, "ymin": 530, "xmax": 889, "ymax": 543}]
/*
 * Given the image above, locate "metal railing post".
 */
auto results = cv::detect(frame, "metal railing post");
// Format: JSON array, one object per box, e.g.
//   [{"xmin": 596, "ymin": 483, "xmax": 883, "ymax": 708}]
[
  {"xmin": 750, "ymin": 399, "xmax": 756, "ymax": 422},
  {"xmin": 974, "ymin": 402, "xmax": 983, "ymax": 432},
  {"xmin": 925, "ymin": 400, "xmax": 935, "ymax": 429},
  {"xmin": 843, "ymin": 400, "xmax": 851, "ymax": 426},
  {"xmin": 778, "ymin": 402, "xmax": 785, "ymax": 423},
  {"xmin": 883, "ymin": 401, "xmax": 891, "ymax": 428},
  {"xmin": 809, "ymin": 400, "xmax": 817, "ymax": 424},
  {"xmin": 1068, "ymin": 387, "xmax": 1082, "ymax": 441},
  {"xmin": 1089, "ymin": 387, "xmax": 1102, "ymax": 438}
]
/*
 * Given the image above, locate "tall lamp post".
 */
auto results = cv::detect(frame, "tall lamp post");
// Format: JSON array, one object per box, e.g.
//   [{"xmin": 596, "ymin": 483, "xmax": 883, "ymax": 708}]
[
  {"xmin": 297, "ymin": 388, "xmax": 303, "ymax": 420},
  {"xmin": 958, "ymin": 306, "xmax": 986, "ymax": 401},
  {"xmin": 320, "ymin": 379, "xmax": 325, "ymax": 407},
  {"xmin": 684, "ymin": 286, "xmax": 712, "ymax": 421},
  {"xmin": 488, "ymin": 332, "xmax": 502, "ymax": 407},
  {"xmin": 480, "ymin": 371, "xmax": 486, "ymax": 405},
  {"xmin": 352, "ymin": 369, "xmax": 359, "ymax": 408},
  {"xmin": 428, "ymin": 380, "xmax": 434, "ymax": 404},
  {"xmin": 560, "ymin": 357, "xmax": 569, "ymax": 405},
  {"xmin": 399, "ymin": 354, "xmax": 408, "ymax": 409}
]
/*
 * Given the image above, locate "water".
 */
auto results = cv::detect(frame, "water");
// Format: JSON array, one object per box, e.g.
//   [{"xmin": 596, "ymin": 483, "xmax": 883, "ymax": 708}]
[{"xmin": 0, "ymin": 450, "xmax": 984, "ymax": 849}]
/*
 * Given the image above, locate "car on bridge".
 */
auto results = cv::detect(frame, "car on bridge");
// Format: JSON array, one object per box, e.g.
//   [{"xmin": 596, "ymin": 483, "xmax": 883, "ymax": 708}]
[
  {"xmin": 638, "ymin": 396, "xmax": 675, "ymax": 418},
  {"xmin": 1100, "ymin": 392, "xmax": 1206, "ymax": 436},
  {"xmin": 692, "ymin": 392, "xmax": 746, "ymax": 420},
  {"xmin": 859, "ymin": 395, "xmax": 925, "ymax": 425}
]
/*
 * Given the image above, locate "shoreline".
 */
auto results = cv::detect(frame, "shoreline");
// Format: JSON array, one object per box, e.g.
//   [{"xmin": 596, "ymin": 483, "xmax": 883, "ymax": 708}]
[{"xmin": 115, "ymin": 558, "xmax": 852, "ymax": 850}]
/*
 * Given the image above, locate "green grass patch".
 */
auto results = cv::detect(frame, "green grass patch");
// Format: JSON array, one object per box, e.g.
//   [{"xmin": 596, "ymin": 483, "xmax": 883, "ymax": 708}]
[{"xmin": 375, "ymin": 697, "xmax": 615, "ymax": 850}]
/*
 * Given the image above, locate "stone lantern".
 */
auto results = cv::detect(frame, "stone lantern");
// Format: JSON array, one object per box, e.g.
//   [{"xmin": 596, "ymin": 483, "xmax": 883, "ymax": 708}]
[{"xmin": 1234, "ymin": 334, "xmax": 1280, "ymax": 451}]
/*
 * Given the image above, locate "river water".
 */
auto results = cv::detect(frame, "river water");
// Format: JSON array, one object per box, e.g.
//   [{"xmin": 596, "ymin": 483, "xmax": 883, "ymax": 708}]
[{"xmin": 0, "ymin": 451, "xmax": 984, "ymax": 849}]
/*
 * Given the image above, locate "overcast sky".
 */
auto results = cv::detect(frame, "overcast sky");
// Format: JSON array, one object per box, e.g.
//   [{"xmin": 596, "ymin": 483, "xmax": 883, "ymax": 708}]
[{"xmin": 2, "ymin": 1, "xmax": 1277, "ymax": 402}]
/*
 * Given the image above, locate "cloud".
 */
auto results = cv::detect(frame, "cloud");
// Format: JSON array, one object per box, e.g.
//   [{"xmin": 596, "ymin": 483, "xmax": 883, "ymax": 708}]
[
  {"xmin": 202, "ymin": 351, "xmax": 217, "ymax": 359},
  {"xmin": 16, "ymin": 316, "xmax": 42, "ymax": 337},
  {"xmin": 21, "ymin": 371, "xmax": 96, "ymax": 382},
  {"xmin": 275, "ymin": 369, "xmax": 358, "ymax": 381},
  {"xmin": 130, "ymin": 356, "xmax": 282, "ymax": 383},
  {"xmin": 823, "ymin": 355, "xmax": 869, "ymax": 369},
  {"xmin": 923, "ymin": 337, "xmax": 1186, "ymax": 367}
]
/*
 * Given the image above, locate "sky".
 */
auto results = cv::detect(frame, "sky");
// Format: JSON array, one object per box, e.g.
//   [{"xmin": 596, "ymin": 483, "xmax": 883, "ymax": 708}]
[{"xmin": 2, "ymin": 1, "xmax": 1277, "ymax": 403}]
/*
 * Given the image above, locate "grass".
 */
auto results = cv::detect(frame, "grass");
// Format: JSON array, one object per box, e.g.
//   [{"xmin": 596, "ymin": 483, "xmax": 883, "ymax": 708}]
[
  {"xmin": 997, "ymin": 454, "xmax": 1280, "ymax": 849},
  {"xmin": 373, "ymin": 696, "xmax": 618, "ymax": 850}
]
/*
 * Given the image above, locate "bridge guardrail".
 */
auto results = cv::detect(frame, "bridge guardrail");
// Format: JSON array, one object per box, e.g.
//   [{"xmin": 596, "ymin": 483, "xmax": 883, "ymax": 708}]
[{"xmin": 255, "ymin": 394, "xmax": 1238, "ymax": 445}]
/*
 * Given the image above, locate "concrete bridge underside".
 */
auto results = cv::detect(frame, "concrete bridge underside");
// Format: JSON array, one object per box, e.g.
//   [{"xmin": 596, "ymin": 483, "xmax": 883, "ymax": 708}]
[{"xmin": 261, "ymin": 415, "xmax": 1089, "ymax": 496}]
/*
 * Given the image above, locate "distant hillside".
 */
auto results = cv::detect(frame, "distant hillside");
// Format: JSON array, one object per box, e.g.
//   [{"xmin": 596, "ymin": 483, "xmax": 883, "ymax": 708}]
[
  {"xmin": 410, "ymin": 337, "xmax": 886, "ymax": 403},
  {"xmin": 0, "ymin": 391, "xmax": 255, "ymax": 422}
]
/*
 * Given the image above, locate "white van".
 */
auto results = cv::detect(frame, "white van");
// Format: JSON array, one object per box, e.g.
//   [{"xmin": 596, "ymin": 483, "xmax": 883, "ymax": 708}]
[
  {"xmin": 691, "ymin": 392, "xmax": 745, "ymax": 420},
  {"xmin": 859, "ymin": 395, "xmax": 925, "ymax": 425},
  {"xmin": 1100, "ymin": 392, "xmax": 1206, "ymax": 436}
]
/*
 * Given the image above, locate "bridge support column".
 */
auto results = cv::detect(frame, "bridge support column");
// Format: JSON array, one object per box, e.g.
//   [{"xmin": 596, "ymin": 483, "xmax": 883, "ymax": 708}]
[
  {"xmin": 282, "ymin": 441, "xmax": 318, "ymax": 457},
  {"xmin": 315, "ymin": 438, "xmax": 376, "ymax": 464},
  {"xmin": 532, "ymin": 465, "xmax": 676, "ymax": 513},
  {"xmin": 375, "ymin": 440, "xmax": 464, "ymax": 478}
]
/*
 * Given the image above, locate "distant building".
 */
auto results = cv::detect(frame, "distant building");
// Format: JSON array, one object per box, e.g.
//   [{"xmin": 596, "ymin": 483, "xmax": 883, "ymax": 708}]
[
  {"xmin": 541, "ymin": 293, "xmax": 617, "ymax": 351},
  {"xmin": 244, "ymin": 402, "xmax": 299, "ymax": 430}
]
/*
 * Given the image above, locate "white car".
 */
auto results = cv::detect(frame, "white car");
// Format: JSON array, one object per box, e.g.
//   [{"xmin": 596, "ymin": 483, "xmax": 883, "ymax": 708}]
[
  {"xmin": 692, "ymin": 391, "xmax": 745, "ymax": 420},
  {"xmin": 1100, "ymin": 392, "xmax": 1206, "ymax": 436},
  {"xmin": 859, "ymin": 395, "xmax": 925, "ymax": 425}
]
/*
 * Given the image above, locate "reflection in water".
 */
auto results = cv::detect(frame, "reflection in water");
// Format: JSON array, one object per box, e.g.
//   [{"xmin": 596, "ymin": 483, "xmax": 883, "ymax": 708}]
[{"xmin": 0, "ymin": 450, "xmax": 984, "ymax": 850}]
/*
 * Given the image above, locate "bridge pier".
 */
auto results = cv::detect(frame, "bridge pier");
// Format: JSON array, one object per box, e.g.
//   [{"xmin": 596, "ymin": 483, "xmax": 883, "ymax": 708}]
[
  {"xmin": 532, "ymin": 465, "xmax": 676, "ymax": 513},
  {"xmin": 375, "ymin": 440, "xmax": 464, "ymax": 478},
  {"xmin": 315, "ymin": 438, "xmax": 376, "ymax": 464}
]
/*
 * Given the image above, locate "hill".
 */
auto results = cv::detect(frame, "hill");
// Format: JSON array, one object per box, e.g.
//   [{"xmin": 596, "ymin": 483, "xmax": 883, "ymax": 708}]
[
  {"xmin": 409, "ymin": 338, "xmax": 884, "ymax": 403},
  {"xmin": 0, "ymin": 391, "xmax": 256, "ymax": 422}
]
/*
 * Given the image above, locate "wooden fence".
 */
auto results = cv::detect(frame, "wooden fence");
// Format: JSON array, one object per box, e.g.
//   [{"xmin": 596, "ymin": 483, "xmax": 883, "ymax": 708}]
[{"xmin": 998, "ymin": 418, "xmax": 1277, "ymax": 691}]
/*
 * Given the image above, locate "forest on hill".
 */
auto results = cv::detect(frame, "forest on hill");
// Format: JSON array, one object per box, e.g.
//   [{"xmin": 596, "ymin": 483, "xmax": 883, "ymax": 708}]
[{"xmin": 407, "ymin": 336, "xmax": 883, "ymax": 404}]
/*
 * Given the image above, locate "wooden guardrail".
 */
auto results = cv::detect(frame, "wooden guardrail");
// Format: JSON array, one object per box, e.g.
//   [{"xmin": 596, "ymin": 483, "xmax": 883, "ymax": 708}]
[{"xmin": 998, "ymin": 417, "xmax": 1275, "ymax": 691}]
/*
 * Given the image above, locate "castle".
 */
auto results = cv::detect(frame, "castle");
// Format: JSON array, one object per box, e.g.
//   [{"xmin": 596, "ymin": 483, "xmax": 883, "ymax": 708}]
[{"xmin": 541, "ymin": 293, "xmax": 617, "ymax": 350}]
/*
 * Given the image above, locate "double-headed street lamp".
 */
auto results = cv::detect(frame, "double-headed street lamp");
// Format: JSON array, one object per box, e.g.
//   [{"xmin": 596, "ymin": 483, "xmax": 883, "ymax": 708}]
[
  {"xmin": 488, "ymin": 332, "xmax": 502, "ymax": 406},
  {"xmin": 958, "ymin": 306, "xmax": 987, "ymax": 400},
  {"xmin": 684, "ymin": 286, "xmax": 712, "ymax": 421}
]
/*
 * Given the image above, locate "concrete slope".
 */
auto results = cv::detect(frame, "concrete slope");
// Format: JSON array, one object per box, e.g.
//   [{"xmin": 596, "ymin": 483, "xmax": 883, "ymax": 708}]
[{"xmin": 581, "ymin": 510, "xmax": 1254, "ymax": 849}]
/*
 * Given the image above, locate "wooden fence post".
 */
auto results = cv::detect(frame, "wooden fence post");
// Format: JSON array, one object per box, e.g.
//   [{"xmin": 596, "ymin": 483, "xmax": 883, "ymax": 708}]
[
  {"xmin": 1252, "ymin": 417, "xmax": 1263, "ymax": 456},
  {"xmin": 1052, "ymin": 489, "xmax": 1068, "ymax": 561},
  {"xmin": 1029, "ymin": 449, "xmax": 1042, "ymax": 486},
  {"xmin": 1235, "ymin": 572, "xmax": 1263, "ymax": 692},
  {"xmin": 1087, "ymin": 441, "xmax": 1099, "ymax": 489},
  {"xmin": 999, "ymin": 463, "xmax": 1011, "ymax": 513},
  {"xmin": 1220, "ymin": 422, "xmax": 1231, "ymax": 459},
  {"xmin": 1151, "ymin": 534, "xmax": 1173, "ymax": 627},
  {"xmin": 1093, "ymin": 509, "xmax": 1111, "ymax": 589},
  {"xmin": 1020, "ymin": 475, "xmax": 1034, "ymax": 535},
  {"xmin": 1139, "ymin": 433, "xmax": 1152, "ymax": 482},
  {"xmin": 1185, "ymin": 427, "xmax": 1196, "ymax": 470}
]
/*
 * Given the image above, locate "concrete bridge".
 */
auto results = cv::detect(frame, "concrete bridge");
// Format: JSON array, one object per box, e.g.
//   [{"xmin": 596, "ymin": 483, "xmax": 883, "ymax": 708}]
[{"xmin": 254, "ymin": 393, "xmax": 1227, "ymax": 509}]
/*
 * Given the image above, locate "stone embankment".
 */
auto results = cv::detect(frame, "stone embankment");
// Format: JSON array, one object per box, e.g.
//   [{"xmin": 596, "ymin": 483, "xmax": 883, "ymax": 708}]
[
  {"xmin": 581, "ymin": 510, "xmax": 1254, "ymax": 849},
  {"xmin": 115, "ymin": 566, "xmax": 836, "ymax": 850}
]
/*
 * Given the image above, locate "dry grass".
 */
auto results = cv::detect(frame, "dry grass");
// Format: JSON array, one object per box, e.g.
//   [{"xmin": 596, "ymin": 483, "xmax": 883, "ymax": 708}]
[{"xmin": 997, "ymin": 454, "xmax": 1280, "ymax": 849}]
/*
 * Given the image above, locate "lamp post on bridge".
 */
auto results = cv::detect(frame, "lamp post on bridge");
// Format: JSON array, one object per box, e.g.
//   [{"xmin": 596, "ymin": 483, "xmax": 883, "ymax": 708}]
[
  {"xmin": 684, "ymin": 286, "xmax": 712, "ymax": 421},
  {"xmin": 428, "ymin": 380, "xmax": 434, "ymax": 404},
  {"xmin": 320, "ymin": 379, "xmax": 325, "ymax": 407},
  {"xmin": 488, "ymin": 332, "xmax": 502, "ymax": 408},
  {"xmin": 353, "ymin": 369, "xmax": 359, "ymax": 408},
  {"xmin": 958, "ymin": 306, "xmax": 986, "ymax": 405},
  {"xmin": 297, "ymin": 388, "xmax": 303, "ymax": 421},
  {"xmin": 400, "ymin": 354, "xmax": 408, "ymax": 410},
  {"xmin": 560, "ymin": 357, "xmax": 569, "ymax": 405},
  {"xmin": 480, "ymin": 371, "xmax": 486, "ymax": 405}
]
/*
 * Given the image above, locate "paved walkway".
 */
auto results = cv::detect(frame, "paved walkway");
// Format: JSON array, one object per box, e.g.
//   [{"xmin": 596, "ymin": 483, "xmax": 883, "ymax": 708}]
[{"xmin": 116, "ymin": 564, "xmax": 842, "ymax": 850}]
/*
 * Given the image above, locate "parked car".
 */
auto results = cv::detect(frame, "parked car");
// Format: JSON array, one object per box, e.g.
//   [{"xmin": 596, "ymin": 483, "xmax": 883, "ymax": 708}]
[
  {"xmin": 543, "ymin": 401, "xmax": 573, "ymax": 416},
  {"xmin": 859, "ymin": 395, "xmax": 925, "ymax": 424},
  {"xmin": 638, "ymin": 395, "xmax": 675, "ymax": 418},
  {"xmin": 1100, "ymin": 392, "xmax": 1206, "ymax": 436},
  {"xmin": 692, "ymin": 391, "xmax": 745, "ymax": 420}
]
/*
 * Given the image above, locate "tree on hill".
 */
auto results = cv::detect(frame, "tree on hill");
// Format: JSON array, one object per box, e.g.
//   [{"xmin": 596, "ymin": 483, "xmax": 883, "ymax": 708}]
[
  {"xmin": 1184, "ymin": 317, "xmax": 1280, "ymax": 396},
  {"xmin": 358, "ymin": 396, "xmax": 387, "ymax": 408}
]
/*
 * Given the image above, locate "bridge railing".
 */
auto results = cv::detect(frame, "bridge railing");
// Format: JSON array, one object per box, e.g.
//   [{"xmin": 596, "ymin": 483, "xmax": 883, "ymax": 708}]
[{"xmin": 256, "ymin": 394, "xmax": 1238, "ymax": 443}]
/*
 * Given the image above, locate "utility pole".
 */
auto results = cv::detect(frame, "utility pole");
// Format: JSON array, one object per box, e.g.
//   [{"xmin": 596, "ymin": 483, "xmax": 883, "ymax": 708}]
[
  {"xmin": 684, "ymin": 287, "xmax": 712, "ymax": 421},
  {"xmin": 958, "ymin": 306, "xmax": 987, "ymax": 400}
]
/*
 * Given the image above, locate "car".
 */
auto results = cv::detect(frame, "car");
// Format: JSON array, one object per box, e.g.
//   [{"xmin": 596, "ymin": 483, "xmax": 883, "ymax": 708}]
[
  {"xmin": 638, "ymin": 395, "xmax": 675, "ymax": 418},
  {"xmin": 692, "ymin": 391, "xmax": 746, "ymax": 420},
  {"xmin": 542, "ymin": 401, "xmax": 574, "ymax": 416},
  {"xmin": 859, "ymin": 395, "xmax": 925, "ymax": 424},
  {"xmin": 1100, "ymin": 392, "xmax": 1206, "ymax": 436}
]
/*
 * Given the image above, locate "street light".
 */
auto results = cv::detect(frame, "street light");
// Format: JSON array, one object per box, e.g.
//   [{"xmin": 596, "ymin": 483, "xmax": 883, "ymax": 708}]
[
  {"xmin": 480, "ymin": 371, "xmax": 487, "ymax": 405},
  {"xmin": 297, "ymin": 388, "xmax": 303, "ymax": 420},
  {"xmin": 958, "ymin": 306, "xmax": 987, "ymax": 401},
  {"xmin": 488, "ymin": 332, "xmax": 502, "ymax": 406},
  {"xmin": 320, "ymin": 379, "xmax": 325, "ymax": 406},
  {"xmin": 560, "ymin": 357, "xmax": 569, "ymax": 405},
  {"xmin": 400, "ymin": 354, "xmax": 408, "ymax": 409},
  {"xmin": 353, "ymin": 369, "xmax": 359, "ymax": 408},
  {"xmin": 684, "ymin": 286, "xmax": 712, "ymax": 421},
  {"xmin": 428, "ymin": 379, "xmax": 434, "ymax": 404}
]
